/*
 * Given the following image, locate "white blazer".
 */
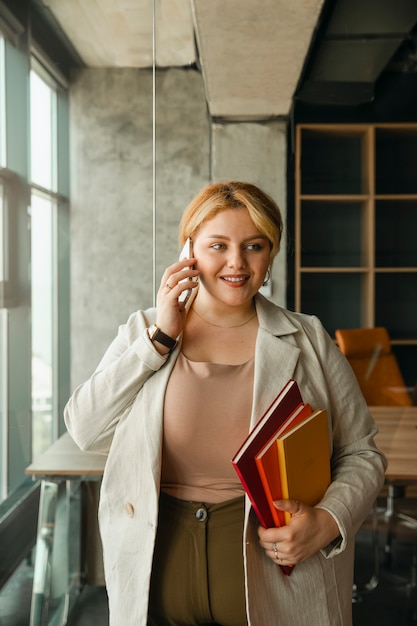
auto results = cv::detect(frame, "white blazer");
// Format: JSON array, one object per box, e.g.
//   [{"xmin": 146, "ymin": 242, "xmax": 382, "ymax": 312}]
[{"xmin": 65, "ymin": 294, "xmax": 386, "ymax": 626}]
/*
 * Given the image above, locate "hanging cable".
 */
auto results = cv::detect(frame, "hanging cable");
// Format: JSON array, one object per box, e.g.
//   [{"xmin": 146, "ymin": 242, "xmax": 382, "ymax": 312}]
[{"xmin": 151, "ymin": 0, "xmax": 156, "ymax": 306}]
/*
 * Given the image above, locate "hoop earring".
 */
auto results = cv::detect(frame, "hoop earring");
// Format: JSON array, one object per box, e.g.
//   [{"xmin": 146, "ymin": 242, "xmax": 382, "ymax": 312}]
[{"xmin": 263, "ymin": 268, "xmax": 271, "ymax": 286}]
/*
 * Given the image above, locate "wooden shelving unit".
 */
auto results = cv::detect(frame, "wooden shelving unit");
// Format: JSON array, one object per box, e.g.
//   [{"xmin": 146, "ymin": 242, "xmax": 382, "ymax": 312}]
[{"xmin": 295, "ymin": 123, "xmax": 417, "ymax": 385}]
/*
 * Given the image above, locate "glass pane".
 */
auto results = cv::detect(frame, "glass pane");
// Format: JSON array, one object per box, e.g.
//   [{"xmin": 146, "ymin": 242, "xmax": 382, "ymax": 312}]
[
  {"xmin": 0, "ymin": 308, "xmax": 6, "ymax": 501},
  {"xmin": 0, "ymin": 181, "xmax": 4, "ymax": 282},
  {"xmin": 0, "ymin": 35, "xmax": 5, "ymax": 167},
  {"xmin": 31, "ymin": 193, "xmax": 55, "ymax": 458},
  {"xmin": 30, "ymin": 71, "xmax": 55, "ymax": 190}
]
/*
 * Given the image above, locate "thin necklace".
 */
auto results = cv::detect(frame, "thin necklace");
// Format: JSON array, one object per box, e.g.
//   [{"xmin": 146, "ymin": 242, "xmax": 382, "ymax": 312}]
[{"xmin": 192, "ymin": 307, "xmax": 257, "ymax": 329}]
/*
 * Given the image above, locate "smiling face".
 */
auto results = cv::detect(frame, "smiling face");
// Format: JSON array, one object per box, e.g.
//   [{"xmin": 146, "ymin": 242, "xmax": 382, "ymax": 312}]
[{"xmin": 192, "ymin": 207, "xmax": 271, "ymax": 311}]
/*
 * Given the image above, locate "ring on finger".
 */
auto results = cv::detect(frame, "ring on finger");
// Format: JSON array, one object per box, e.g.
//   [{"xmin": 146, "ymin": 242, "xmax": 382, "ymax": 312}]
[
  {"xmin": 273, "ymin": 543, "xmax": 283, "ymax": 563},
  {"xmin": 166, "ymin": 282, "xmax": 173, "ymax": 290}
]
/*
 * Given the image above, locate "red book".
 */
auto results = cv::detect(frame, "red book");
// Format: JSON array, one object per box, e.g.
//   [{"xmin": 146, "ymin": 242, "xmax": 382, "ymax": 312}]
[
  {"xmin": 232, "ymin": 380, "xmax": 303, "ymax": 526},
  {"xmin": 255, "ymin": 402, "xmax": 312, "ymax": 527}
]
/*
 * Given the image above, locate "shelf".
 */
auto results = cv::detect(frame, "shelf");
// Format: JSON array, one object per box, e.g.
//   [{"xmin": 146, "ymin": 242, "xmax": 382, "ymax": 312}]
[
  {"xmin": 375, "ymin": 200, "xmax": 417, "ymax": 266},
  {"xmin": 375, "ymin": 273, "xmax": 417, "ymax": 339},
  {"xmin": 375, "ymin": 128, "xmax": 417, "ymax": 194},
  {"xmin": 300, "ymin": 268, "xmax": 369, "ymax": 273},
  {"xmin": 300, "ymin": 128, "xmax": 369, "ymax": 195},
  {"xmin": 295, "ymin": 123, "xmax": 417, "ymax": 359},
  {"xmin": 300, "ymin": 274, "xmax": 366, "ymax": 336},
  {"xmin": 300, "ymin": 201, "xmax": 367, "ymax": 267}
]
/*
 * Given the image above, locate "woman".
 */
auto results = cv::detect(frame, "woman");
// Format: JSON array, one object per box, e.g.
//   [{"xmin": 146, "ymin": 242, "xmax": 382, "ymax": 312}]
[{"xmin": 65, "ymin": 181, "xmax": 386, "ymax": 626}]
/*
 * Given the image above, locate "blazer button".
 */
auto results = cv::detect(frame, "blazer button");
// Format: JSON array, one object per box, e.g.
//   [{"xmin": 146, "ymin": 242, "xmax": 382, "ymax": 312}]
[{"xmin": 125, "ymin": 502, "xmax": 135, "ymax": 517}]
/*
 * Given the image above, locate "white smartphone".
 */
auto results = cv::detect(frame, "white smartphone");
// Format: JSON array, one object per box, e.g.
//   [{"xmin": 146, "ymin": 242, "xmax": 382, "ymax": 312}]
[{"xmin": 178, "ymin": 237, "xmax": 196, "ymax": 307}]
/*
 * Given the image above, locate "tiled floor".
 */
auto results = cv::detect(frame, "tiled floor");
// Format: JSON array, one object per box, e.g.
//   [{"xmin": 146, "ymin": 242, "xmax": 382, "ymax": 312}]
[{"xmin": 1, "ymin": 511, "xmax": 416, "ymax": 625}]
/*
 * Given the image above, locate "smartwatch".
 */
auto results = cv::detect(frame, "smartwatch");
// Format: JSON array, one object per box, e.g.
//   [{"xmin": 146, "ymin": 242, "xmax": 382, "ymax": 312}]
[{"xmin": 147, "ymin": 324, "xmax": 177, "ymax": 352}]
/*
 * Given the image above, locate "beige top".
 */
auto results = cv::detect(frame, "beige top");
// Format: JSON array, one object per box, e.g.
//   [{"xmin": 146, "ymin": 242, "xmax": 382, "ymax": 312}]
[{"xmin": 161, "ymin": 352, "xmax": 254, "ymax": 503}]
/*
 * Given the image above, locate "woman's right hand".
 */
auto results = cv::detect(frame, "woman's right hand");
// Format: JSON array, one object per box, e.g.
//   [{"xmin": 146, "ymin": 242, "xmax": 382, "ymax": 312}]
[
  {"xmin": 154, "ymin": 257, "xmax": 199, "ymax": 342},
  {"xmin": 258, "ymin": 500, "xmax": 340, "ymax": 566}
]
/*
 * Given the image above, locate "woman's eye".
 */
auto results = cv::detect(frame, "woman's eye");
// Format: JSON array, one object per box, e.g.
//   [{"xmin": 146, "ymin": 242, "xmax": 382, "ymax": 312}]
[{"xmin": 209, "ymin": 242, "xmax": 264, "ymax": 251}]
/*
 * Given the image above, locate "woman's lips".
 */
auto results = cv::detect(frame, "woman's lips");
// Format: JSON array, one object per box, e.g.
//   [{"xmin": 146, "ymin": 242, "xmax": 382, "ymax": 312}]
[{"xmin": 221, "ymin": 276, "xmax": 249, "ymax": 287}]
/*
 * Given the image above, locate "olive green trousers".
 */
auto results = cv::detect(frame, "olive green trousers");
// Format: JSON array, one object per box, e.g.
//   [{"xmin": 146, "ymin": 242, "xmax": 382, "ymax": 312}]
[{"xmin": 148, "ymin": 491, "xmax": 248, "ymax": 626}]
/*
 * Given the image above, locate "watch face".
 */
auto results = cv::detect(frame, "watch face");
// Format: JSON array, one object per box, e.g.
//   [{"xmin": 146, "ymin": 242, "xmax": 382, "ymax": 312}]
[{"xmin": 149, "ymin": 324, "xmax": 158, "ymax": 340}]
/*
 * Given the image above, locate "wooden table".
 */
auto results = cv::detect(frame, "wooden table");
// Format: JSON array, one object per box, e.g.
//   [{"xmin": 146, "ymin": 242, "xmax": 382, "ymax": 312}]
[
  {"xmin": 370, "ymin": 405, "xmax": 417, "ymax": 538},
  {"xmin": 26, "ymin": 433, "xmax": 106, "ymax": 626},
  {"xmin": 26, "ymin": 432, "xmax": 106, "ymax": 477}
]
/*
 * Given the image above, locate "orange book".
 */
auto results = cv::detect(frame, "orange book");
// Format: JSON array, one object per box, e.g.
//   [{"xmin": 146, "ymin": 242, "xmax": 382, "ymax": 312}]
[
  {"xmin": 277, "ymin": 408, "xmax": 331, "ymax": 525},
  {"xmin": 255, "ymin": 402, "xmax": 312, "ymax": 527}
]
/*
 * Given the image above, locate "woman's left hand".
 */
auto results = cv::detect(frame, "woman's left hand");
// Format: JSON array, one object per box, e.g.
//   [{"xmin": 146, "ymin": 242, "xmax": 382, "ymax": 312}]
[{"xmin": 257, "ymin": 499, "xmax": 340, "ymax": 566}]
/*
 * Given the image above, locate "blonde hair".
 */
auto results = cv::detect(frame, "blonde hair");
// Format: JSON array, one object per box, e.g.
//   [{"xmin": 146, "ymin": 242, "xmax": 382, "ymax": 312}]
[{"xmin": 179, "ymin": 181, "xmax": 283, "ymax": 259}]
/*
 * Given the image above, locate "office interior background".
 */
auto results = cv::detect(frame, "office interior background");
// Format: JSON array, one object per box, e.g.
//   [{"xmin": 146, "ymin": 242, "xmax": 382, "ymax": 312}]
[{"xmin": 0, "ymin": 0, "xmax": 417, "ymax": 620}]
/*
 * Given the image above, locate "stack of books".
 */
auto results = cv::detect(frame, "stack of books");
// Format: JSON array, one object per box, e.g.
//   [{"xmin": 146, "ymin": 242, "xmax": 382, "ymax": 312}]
[{"xmin": 231, "ymin": 379, "xmax": 331, "ymax": 574}]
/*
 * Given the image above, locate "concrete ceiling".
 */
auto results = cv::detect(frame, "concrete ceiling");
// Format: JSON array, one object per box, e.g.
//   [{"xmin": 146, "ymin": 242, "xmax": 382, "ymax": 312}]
[
  {"xmin": 35, "ymin": 0, "xmax": 417, "ymax": 120},
  {"xmin": 40, "ymin": 0, "xmax": 326, "ymax": 120}
]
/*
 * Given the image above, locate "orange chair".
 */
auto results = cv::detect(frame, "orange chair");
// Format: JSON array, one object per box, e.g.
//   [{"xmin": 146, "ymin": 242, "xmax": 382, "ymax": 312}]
[{"xmin": 334, "ymin": 327, "xmax": 412, "ymax": 407}]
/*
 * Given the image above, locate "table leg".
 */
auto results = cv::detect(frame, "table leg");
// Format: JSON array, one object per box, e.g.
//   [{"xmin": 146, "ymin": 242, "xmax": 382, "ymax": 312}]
[
  {"xmin": 384, "ymin": 483, "xmax": 407, "ymax": 567},
  {"xmin": 29, "ymin": 480, "xmax": 58, "ymax": 626},
  {"xmin": 29, "ymin": 479, "xmax": 83, "ymax": 626},
  {"xmin": 58, "ymin": 479, "xmax": 83, "ymax": 623}
]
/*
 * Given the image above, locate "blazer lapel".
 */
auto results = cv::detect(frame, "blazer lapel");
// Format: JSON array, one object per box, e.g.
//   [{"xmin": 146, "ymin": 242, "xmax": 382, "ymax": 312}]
[
  {"xmin": 251, "ymin": 330, "xmax": 300, "ymax": 428},
  {"xmin": 251, "ymin": 295, "xmax": 301, "ymax": 429}
]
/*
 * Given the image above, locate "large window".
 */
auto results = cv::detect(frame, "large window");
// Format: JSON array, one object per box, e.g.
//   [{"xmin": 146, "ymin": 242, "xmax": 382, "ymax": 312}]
[
  {"xmin": 0, "ymin": 24, "xmax": 70, "ymax": 500},
  {"xmin": 30, "ymin": 68, "xmax": 59, "ymax": 459}
]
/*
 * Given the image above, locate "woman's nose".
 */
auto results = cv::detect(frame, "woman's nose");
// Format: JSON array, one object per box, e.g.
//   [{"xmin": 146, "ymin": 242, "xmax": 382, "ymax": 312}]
[{"xmin": 227, "ymin": 248, "xmax": 246, "ymax": 269}]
